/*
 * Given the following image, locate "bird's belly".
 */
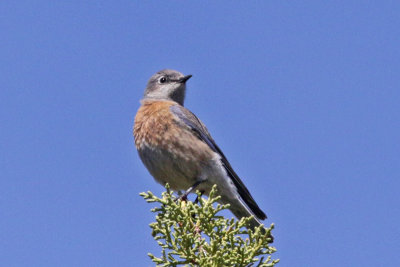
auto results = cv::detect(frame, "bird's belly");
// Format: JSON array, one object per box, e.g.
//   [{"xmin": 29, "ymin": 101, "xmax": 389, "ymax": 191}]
[{"xmin": 137, "ymin": 142, "xmax": 203, "ymax": 191}]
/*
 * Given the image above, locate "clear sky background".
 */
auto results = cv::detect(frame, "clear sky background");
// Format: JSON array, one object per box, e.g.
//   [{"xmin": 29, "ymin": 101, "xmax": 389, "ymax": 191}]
[{"xmin": 1, "ymin": 1, "xmax": 399, "ymax": 266}]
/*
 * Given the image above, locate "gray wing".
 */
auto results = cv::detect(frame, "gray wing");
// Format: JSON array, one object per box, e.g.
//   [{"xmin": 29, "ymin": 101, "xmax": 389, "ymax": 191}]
[{"xmin": 170, "ymin": 105, "xmax": 266, "ymax": 220}]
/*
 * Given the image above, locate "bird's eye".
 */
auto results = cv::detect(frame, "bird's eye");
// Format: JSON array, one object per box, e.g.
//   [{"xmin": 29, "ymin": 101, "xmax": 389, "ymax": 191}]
[{"xmin": 159, "ymin": 77, "xmax": 167, "ymax": 84}]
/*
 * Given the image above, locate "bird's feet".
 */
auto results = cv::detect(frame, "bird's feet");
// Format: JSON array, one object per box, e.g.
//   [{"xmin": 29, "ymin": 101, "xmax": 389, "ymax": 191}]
[
  {"xmin": 177, "ymin": 180, "xmax": 204, "ymax": 202},
  {"xmin": 194, "ymin": 190, "xmax": 205, "ymax": 204}
]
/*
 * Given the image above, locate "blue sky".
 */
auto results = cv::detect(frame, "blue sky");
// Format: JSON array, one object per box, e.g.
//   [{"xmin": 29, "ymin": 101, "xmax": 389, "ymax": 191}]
[{"xmin": 1, "ymin": 1, "xmax": 399, "ymax": 266}]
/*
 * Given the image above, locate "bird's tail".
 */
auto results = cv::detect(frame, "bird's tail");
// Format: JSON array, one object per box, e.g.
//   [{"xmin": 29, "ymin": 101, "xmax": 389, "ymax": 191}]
[
  {"xmin": 229, "ymin": 197, "xmax": 274, "ymax": 241},
  {"xmin": 230, "ymin": 197, "xmax": 264, "ymax": 227}
]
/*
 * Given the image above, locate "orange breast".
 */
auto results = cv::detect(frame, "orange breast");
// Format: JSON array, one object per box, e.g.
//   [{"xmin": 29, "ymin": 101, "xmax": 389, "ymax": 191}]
[
  {"xmin": 133, "ymin": 100, "xmax": 213, "ymax": 163},
  {"xmin": 134, "ymin": 100, "xmax": 175, "ymax": 148}
]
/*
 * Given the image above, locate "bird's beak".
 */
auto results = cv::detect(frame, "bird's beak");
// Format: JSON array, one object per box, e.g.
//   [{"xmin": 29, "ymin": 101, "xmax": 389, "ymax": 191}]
[{"xmin": 178, "ymin": 75, "xmax": 192, "ymax": 83}]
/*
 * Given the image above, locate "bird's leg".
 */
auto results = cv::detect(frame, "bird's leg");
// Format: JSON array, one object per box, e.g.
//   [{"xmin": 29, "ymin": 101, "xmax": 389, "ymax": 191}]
[
  {"xmin": 194, "ymin": 190, "xmax": 205, "ymax": 204},
  {"xmin": 180, "ymin": 180, "xmax": 204, "ymax": 201}
]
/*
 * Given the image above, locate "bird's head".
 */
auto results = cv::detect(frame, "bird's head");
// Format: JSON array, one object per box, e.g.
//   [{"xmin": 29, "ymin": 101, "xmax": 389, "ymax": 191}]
[{"xmin": 143, "ymin": 69, "xmax": 192, "ymax": 105}]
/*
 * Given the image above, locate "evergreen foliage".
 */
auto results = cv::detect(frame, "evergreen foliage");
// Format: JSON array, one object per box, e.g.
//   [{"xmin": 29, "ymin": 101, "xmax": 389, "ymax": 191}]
[{"xmin": 140, "ymin": 185, "xmax": 278, "ymax": 266}]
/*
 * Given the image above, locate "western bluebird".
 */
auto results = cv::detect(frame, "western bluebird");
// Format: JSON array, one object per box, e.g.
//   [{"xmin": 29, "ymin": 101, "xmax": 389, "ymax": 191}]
[{"xmin": 134, "ymin": 69, "xmax": 268, "ymax": 230}]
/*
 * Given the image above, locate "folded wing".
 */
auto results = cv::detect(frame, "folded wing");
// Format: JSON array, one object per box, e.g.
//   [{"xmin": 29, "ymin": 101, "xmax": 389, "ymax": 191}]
[{"xmin": 170, "ymin": 105, "xmax": 266, "ymax": 220}]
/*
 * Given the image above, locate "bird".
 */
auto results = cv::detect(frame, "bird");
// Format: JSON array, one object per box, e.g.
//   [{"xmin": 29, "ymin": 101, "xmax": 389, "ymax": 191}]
[{"xmin": 133, "ymin": 69, "xmax": 268, "ymax": 231}]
